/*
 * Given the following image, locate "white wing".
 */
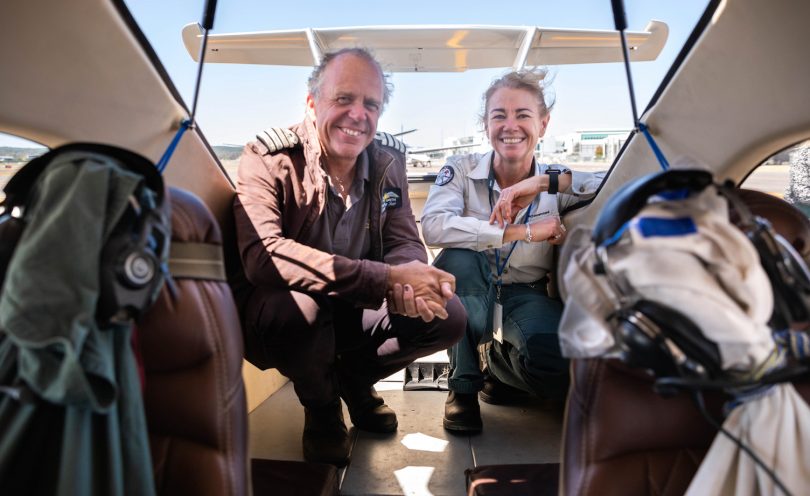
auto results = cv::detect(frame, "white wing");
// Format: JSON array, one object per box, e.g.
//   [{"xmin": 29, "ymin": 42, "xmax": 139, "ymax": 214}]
[{"xmin": 182, "ymin": 22, "xmax": 668, "ymax": 72}]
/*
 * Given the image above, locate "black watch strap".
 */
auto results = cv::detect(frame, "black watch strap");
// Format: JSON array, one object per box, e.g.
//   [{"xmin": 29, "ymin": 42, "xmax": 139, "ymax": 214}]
[{"xmin": 547, "ymin": 170, "xmax": 560, "ymax": 195}]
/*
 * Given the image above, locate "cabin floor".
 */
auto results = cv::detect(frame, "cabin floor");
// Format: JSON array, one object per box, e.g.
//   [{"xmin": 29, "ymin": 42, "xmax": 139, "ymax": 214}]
[{"xmin": 247, "ymin": 353, "xmax": 564, "ymax": 495}]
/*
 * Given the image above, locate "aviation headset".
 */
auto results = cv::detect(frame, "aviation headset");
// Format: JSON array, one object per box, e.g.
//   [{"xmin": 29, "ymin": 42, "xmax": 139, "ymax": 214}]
[
  {"xmin": 591, "ymin": 169, "xmax": 810, "ymax": 392},
  {"xmin": 0, "ymin": 143, "xmax": 169, "ymax": 325}
]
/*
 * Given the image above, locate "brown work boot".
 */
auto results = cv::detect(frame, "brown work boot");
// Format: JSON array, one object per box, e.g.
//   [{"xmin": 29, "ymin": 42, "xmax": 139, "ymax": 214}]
[
  {"xmin": 302, "ymin": 399, "xmax": 351, "ymax": 467},
  {"xmin": 479, "ymin": 376, "xmax": 531, "ymax": 405},
  {"xmin": 341, "ymin": 384, "xmax": 398, "ymax": 433},
  {"xmin": 443, "ymin": 391, "xmax": 482, "ymax": 433}
]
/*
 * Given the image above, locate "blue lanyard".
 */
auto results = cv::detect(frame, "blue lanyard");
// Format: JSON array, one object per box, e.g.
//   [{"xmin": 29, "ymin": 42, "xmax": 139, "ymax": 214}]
[
  {"xmin": 494, "ymin": 203, "xmax": 532, "ymax": 278},
  {"xmin": 488, "ymin": 165, "xmax": 533, "ymax": 289}
]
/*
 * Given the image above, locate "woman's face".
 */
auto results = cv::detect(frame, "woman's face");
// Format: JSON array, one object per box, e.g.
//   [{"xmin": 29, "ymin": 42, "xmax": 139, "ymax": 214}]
[{"xmin": 485, "ymin": 87, "xmax": 550, "ymax": 166}]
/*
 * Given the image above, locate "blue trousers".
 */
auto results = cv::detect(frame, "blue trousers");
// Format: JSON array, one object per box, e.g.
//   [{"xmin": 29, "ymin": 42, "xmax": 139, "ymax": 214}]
[{"xmin": 433, "ymin": 248, "xmax": 569, "ymax": 399}]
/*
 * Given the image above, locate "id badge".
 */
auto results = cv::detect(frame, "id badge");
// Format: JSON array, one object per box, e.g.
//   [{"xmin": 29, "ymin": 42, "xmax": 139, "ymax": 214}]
[{"xmin": 493, "ymin": 301, "xmax": 504, "ymax": 344}]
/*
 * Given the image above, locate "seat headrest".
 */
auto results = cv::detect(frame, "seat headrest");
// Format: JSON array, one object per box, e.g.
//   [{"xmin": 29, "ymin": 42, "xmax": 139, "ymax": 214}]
[{"xmin": 167, "ymin": 187, "xmax": 222, "ymax": 245}]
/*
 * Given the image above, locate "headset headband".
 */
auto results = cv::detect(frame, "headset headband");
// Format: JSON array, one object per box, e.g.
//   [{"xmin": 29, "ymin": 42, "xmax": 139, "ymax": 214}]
[
  {"xmin": 3, "ymin": 143, "xmax": 164, "ymax": 206},
  {"xmin": 592, "ymin": 169, "xmax": 713, "ymax": 246}
]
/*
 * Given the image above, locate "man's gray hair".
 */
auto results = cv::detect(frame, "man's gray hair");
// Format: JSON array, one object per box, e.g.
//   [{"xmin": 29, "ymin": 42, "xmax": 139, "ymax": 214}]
[{"xmin": 307, "ymin": 48, "xmax": 393, "ymax": 109}]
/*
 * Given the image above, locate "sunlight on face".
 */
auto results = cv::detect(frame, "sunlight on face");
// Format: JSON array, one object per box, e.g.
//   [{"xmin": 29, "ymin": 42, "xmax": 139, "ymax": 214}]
[
  {"xmin": 308, "ymin": 53, "xmax": 383, "ymax": 167},
  {"xmin": 485, "ymin": 87, "xmax": 549, "ymax": 167}
]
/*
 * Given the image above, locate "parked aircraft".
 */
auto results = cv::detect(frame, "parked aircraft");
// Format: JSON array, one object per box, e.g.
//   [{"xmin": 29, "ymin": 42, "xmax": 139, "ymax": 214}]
[
  {"xmin": 405, "ymin": 142, "xmax": 477, "ymax": 168},
  {"xmin": 1, "ymin": 0, "xmax": 809, "ymax": 495}
]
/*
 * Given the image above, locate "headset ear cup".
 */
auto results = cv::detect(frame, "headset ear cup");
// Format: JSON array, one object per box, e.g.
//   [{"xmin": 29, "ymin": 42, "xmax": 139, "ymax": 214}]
[
  {"xmin": 637, "ymin": 300, "xmax": 723, "ymax": 378},
  {"xmin": 97, "ymin": 218, "xmax": 132, "ymax": 324},
  {"xmin": 96, "ymin": 184, "xmax": 167, "ymax": 325},
  {"xmin": 614, "ymin": 300, "xmax": 724, "ymax": 382},
  {"xmin": 119, "ymin": 247, "xmax": 159, "ymax": 288},
  {"xmin": 615, "ymin": 311, "xmax": 679, "ymax": 379},
  {"xmin": 742, "ymin": 219, "xmax": 810, "ymax": 327}
]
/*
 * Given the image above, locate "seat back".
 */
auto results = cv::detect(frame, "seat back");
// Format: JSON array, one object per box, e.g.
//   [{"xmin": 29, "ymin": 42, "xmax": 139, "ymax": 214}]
[
  {"xmin": 561, "ymin": 359, "xmax": 720, "ymax": 496},
  {"xmin": 138, "ymin": 187, "xmax": 248, "ymax": 496},
  {"xmin": 561, "ymin": 189, "xmax": 810, "ymax": 495}
]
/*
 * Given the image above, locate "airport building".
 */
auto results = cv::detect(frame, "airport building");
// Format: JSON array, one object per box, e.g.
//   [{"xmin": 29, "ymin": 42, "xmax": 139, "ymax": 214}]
[
  {"xmin": 438, "ymin": 129, "xmax": 631, "ymax": 164},
  {"xmin": 549, "ymin": 130, "xmax": 631, "ymax": 163}
]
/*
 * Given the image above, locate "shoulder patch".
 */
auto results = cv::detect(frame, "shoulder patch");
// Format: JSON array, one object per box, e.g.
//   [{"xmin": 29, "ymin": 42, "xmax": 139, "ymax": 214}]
[
  {"xmin": 256, "ymin": 127, "xmax": 301, "ymax": 154},
  {"xmin": 435, "ymin": 166, "xmax": 455, "ymax": 186},
  {"xmin": 381, "ymin": 187, "xmax": 403, "ymax": 213},
  {"xmin": 374, "ymin": 131, "xmax": 406, "ymax": 154}
]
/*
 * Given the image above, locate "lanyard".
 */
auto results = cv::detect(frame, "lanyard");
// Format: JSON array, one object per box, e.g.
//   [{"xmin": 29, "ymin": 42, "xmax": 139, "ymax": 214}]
[{"xmin": 488, "ymin": 165, "xmax": 533, "ymax": 298}]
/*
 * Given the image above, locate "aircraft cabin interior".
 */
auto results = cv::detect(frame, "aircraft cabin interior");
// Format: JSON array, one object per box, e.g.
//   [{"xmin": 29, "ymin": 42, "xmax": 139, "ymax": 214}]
[{"xmin": 1, "ymin": 0, "xmax": 809, "ymax": 495}]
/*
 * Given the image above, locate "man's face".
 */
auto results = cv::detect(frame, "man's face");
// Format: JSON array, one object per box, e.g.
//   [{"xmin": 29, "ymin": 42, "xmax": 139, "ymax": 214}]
[{"xmin": 307, "ymin": 54, "xmax": 384, "ymax": 166}]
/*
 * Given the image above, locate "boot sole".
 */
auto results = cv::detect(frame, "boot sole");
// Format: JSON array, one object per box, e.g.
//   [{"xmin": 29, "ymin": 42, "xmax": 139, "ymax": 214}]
[
  {"xmin": 478, "ymin": 390, "xmax": 531, "ymax": 406},
  {"xmin": 443, "ymin": 417, "xmax": 482, "ymax": 433},
  {"xmin": 349, "ymin": 406, "xmax": 399, "ymax": 433},
  {"xmin": 352, "ymin": 419, "xmax": 398, "ymax": 433}
]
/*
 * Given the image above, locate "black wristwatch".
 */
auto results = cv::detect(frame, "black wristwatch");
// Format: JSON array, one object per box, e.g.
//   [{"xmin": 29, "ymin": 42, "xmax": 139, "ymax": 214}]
[{"xmin": 545, "ymin": 167, "xmax": 570, "ymax": 195}]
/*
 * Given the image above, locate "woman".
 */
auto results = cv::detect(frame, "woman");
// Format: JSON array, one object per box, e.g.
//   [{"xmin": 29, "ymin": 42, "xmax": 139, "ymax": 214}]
[{"xmin": 421, "ymin": 69, "xmax": 601, "ymax": 432}]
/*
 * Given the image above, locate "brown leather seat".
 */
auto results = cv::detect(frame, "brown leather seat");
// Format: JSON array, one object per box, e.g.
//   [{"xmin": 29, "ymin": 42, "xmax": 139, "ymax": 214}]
[
  {"xmin": 562, "ymin": 360, "xmax": 810, "ymax": 496},
  {"xmin": 561, "ymin": 189, "xmax": 810, "ymax": 496},
  {"xmin": 562, "ymin": 359, "xmax": 720, "ymax": 496},
  {"xmin": 138, "ymin": 187, "xmax": 248, "ymax": 496}
]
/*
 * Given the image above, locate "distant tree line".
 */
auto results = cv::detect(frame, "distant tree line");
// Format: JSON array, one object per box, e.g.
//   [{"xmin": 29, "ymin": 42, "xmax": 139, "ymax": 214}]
[
  {"xmin": 212, "ymin": 146, "xmax": 242, "ymax": 161},
  {"xmin": 0, "ymin": 147, "xmax": 47, "ymax": 160}
]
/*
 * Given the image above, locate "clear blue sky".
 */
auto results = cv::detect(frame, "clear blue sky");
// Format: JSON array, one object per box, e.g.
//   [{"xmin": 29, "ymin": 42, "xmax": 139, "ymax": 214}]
[{"xmin": 2, "ymin": 0, "xmax": 710, "ymax": 148}]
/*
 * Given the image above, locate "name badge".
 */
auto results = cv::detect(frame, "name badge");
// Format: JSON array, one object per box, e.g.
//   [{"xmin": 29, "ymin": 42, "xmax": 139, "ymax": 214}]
[{"xmin": 493, "ymin": 301, "xmax": 504, "ymax": 344}]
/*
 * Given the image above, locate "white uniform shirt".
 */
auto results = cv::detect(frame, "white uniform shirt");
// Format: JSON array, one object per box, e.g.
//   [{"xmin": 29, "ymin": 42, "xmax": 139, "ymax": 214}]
[{"xmin": 421, "ymin": 152, "xmax": 601, "ymax": 285}]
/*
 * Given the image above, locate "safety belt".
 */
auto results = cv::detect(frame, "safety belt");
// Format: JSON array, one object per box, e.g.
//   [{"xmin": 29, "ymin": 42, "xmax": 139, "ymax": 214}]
[{"xmin": 168, "ymin": 241, "xmax": 226, "ymax": 281}]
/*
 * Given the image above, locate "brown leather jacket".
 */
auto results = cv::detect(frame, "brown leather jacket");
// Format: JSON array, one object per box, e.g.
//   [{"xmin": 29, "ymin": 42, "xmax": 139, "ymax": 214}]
[{"xmin": 232, "ymin": 116, "xmax": 426, "ymax": 309}]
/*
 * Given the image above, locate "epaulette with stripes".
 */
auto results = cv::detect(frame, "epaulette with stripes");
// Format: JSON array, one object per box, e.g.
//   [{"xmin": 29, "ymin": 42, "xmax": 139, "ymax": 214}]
[
  {"xmin": 256, "ymin": 127, "xmax": 301, "ymax": 154},
  {"xmin": 374, "ymin": 131, "xmax": 406, "ymax": 154}
]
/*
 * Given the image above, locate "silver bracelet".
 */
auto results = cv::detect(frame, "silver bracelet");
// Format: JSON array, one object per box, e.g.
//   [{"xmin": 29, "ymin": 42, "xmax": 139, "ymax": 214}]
[{"xmin": 525, "ymin": 223, "xmax": 533, "ymax": 243}]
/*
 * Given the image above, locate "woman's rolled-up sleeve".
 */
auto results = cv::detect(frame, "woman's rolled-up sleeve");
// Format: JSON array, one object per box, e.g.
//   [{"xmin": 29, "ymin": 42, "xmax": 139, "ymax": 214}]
[{"xmin": 421, "ymin": 158, "xmax": 505, "ymax": 252}]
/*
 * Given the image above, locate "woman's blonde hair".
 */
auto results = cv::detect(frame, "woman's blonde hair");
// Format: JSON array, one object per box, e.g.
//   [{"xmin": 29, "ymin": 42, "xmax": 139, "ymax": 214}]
[{"xmin": 480, "ymin": 68, "xmax": 554, "ymax": 126}]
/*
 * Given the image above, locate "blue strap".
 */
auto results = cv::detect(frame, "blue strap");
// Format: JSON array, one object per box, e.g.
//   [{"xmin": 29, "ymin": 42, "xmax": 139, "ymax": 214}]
[
  {"xmin": 774, "ymin": 329, "xmax": 810, "ymax": 361},
  {"xmin": 638, "ymin": 122, "xmax": 669, "ymax": 171},
  {"xmin": 600, "ymin": 220, "xmax": 630, "ymax": 247},
  {"xmin": 494, "ymin": 203, "xmax": 533, "ymax": 283},
  {"xmin": 486, "ymin": 160, "xmax": 536, "ymax": 290},
  {"xmin": 156, "ymin": 119, "xmax": 192, "ymax": 173},
  {"xmin": 636, "ymin": 217, "xmax": 697, "ymax": 238}
]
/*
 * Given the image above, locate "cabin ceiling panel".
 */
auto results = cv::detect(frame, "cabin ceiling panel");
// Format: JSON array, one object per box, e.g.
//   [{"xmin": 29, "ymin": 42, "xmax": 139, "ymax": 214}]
[
  {"xmin": 0, "ymin": 0, "xmax": 185, "ymax": 156},
  {"xmin": 641, "ymin": 0, "xmax": 810, "ymax": 181}
]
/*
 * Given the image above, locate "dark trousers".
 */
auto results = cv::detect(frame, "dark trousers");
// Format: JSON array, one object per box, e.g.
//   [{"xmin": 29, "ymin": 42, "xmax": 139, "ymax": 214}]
[
  {"xmin": 241, "ymin": 287, "xmax": 466, "ymax": 408},
  {"xmin": 433, "ymin": 248, "xmax": 569, "ymax": 399}
]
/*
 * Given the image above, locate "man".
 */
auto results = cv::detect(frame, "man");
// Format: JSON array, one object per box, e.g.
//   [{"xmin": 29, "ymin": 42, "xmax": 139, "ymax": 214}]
[{"xmin": 231, "ymin": 48, "xmax": 466, "ymax": 467}]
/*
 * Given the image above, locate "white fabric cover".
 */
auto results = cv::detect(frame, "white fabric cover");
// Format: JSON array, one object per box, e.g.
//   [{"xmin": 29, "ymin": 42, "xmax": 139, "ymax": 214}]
[
  {"xmin": 685, "ymin": 383, "xmax": 810, "ymax": 496},
  {"xmin": 560, "ymin": 183, "xmax": 810, "ymax": 495},
  {"xmin": 559, "ymin": 187, "xmax": 775, "ymax": 373}
]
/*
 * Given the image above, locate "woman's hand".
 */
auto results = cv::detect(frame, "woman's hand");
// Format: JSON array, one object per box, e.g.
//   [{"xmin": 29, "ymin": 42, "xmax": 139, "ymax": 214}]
[
  {"xmin": 502, "ymin": 215, "xmax": 567, "ymax": 244},
  {"xmin": 530, "ymin": 216, "xmax": 566, "ymax": 244},
  {"xmin": 489, "ymin": 175, "xmax": 543, "ymax": 227}
]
